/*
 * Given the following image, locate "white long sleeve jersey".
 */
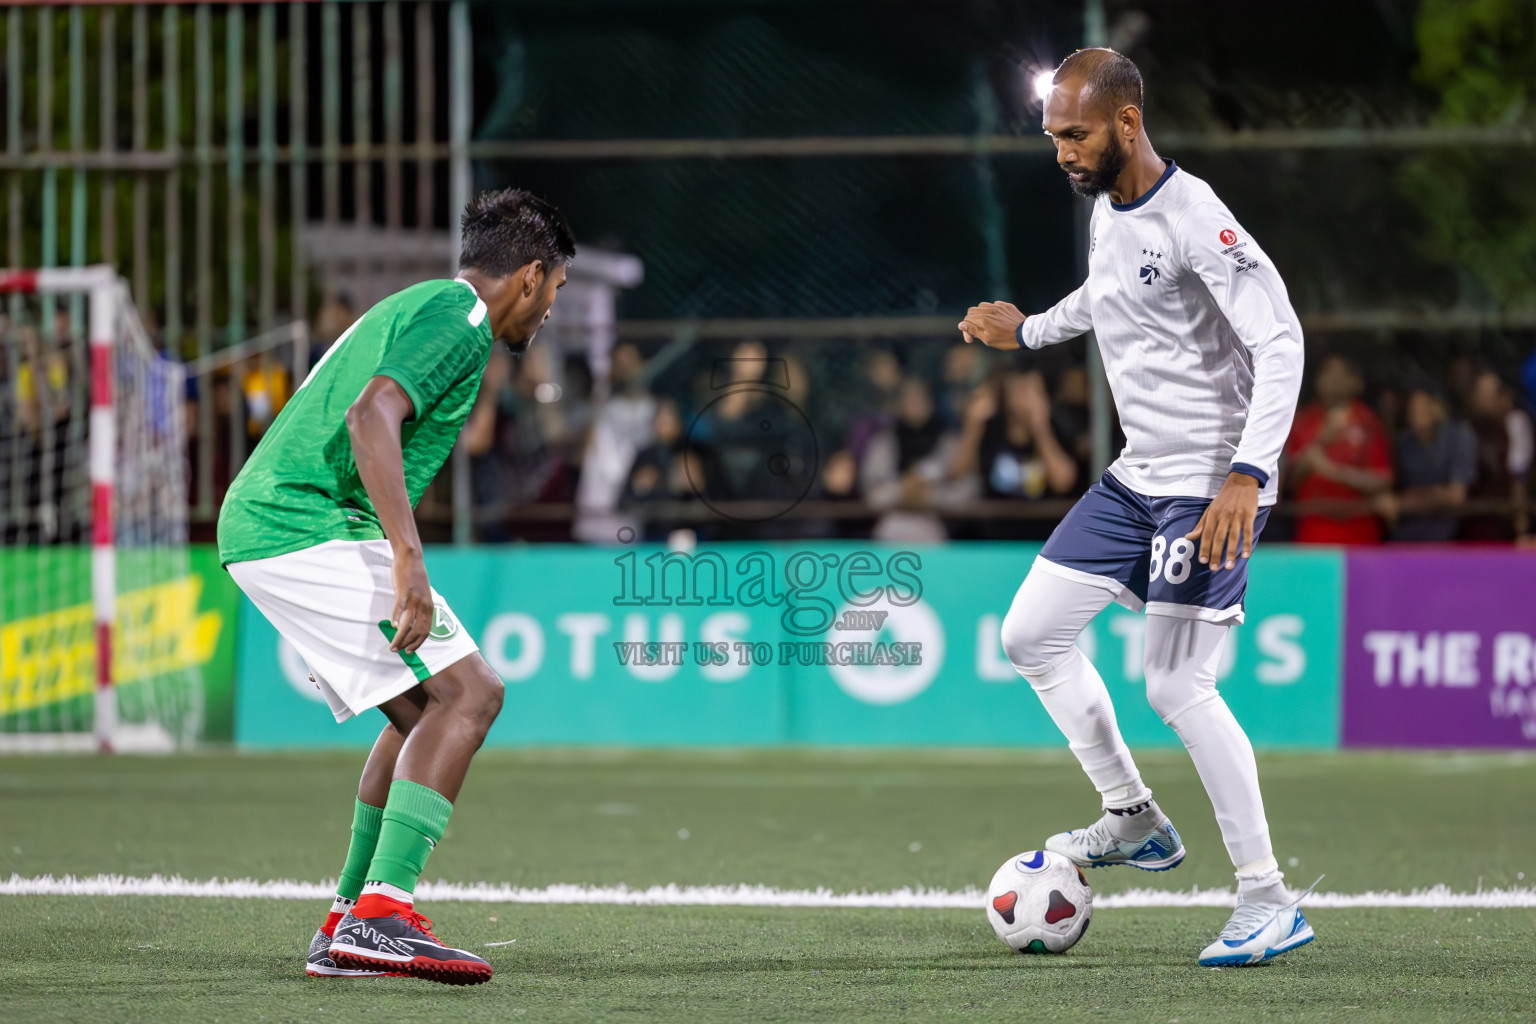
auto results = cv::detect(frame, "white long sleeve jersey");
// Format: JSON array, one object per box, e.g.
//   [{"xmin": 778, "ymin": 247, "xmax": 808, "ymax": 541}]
[{"xmin": 1020, "ymin": 161, "xmax": 1303, "ymax": 507}]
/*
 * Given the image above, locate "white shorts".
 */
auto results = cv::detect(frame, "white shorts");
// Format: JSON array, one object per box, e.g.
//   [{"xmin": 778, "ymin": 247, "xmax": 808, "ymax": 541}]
[{"xmin": 228, "ymin": 539, "xmax": 481, "ymax": 723}]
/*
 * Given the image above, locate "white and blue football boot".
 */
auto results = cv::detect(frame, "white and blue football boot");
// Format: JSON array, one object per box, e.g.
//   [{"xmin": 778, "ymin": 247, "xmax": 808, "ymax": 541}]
[
  {"xmin": 1198, "ymin": 877, "xmax": 1322, "ymax": 967},
  {"xmin": 1044, "ymin": 813, "xmax": 1186, "ymax": 871}
]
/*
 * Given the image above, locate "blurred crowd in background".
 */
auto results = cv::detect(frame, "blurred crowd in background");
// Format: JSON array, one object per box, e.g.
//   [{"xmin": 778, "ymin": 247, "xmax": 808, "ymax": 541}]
[
  {"xmin": 4, "ymin": 297, "xmax": 1535, "ymax": 549},
  {"xmin": 225, "ymin": 307, "xmax": 1536, "ymax": 547},
  {"xmin": 481, "ymin": 338, "xmax": 1536, "ymax": 547}
]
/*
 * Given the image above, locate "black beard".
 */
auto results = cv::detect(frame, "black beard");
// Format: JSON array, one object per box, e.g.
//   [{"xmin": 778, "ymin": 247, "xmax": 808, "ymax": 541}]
[
  {"xmin": 501, "ymin": 333, "xmax": 533, "ymax": 355},
  {"xmin": 1066, "ymin": 138, "xmax": 1129, "ymax": 199}
]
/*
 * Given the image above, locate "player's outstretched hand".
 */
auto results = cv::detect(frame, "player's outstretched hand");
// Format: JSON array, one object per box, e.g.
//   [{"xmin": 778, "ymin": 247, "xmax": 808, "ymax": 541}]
[
  {"xmin": 390, "ymin": 547, "xmax": 435, "ymax": 653},
  {"xmin": 1186, "ymin": 472, "xmax": 1259, "ymax": 571},
  {"xmin": 958, "ymin": 301, "xmax": 1024, "ymax": 350}
]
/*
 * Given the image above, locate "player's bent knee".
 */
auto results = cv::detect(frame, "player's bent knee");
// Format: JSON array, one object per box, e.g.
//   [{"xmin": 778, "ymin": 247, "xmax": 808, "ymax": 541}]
[
  {"xmin": 1143, "ymin": 669, "xmax": 1216, "ymax": 725},
  {"xmin": 1143, "ymin": 613, "xmax": 1231, "ymax": 722},
  {"xmin": 1142, "ymin": 673, "xmax": 1179, "ymax": 721},
  {"xmin": 478, "ymin": 672, "xmax": 506, "ymax": 728},
  {"xmin": 999, "ymin": 606, "xmax": 1069, "ymax": 677},
  {"xmin": 1142, "ymin": 667, "xmax": 1182, "ymax": 720},
  {"xmin": 423, "ymin": 655, "xmax": 504, "ymax": 730},
  {"xmin": 456, "ymin": 657, "xmax": 505, "ymax": 735}
]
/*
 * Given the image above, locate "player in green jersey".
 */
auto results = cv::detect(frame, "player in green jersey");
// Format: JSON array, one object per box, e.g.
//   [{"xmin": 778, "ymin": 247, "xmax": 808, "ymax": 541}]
[{"xmin": 218, "ymin": 189, "xmax": 574, "ymax": 985}]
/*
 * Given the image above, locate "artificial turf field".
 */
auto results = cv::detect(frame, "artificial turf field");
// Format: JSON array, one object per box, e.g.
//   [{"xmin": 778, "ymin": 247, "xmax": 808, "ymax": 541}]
[{"xmin": 2, "ymin": 749, "xmax": 1534, "ymax": 1023}]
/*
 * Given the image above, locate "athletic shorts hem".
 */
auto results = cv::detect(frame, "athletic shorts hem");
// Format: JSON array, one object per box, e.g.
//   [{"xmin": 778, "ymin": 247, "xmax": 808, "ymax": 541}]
[
  {"xmin": 1034, "ymin": 555, "xmax": 1146, "ymax": 613},
  {"xmin": 228, "ymin": 539, "xmax": 481, "ymax": 723},
  {"xmin": 332, "ymin": 666, "xmax": 423, "ymax": 723},
  {"xmin": 1143, "ymin": 599, "xmax": 1245, "ymax": 626}
]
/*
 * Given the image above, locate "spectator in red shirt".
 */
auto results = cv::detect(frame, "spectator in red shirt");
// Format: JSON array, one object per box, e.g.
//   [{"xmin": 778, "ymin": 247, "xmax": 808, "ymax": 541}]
[{"xmin": 1284, "ymin": 355, "xmax": 1394, "ymax": 543}]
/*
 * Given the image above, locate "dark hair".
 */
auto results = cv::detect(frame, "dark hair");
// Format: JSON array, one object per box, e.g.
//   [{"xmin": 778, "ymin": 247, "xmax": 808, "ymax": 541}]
[
  {"xmin": 458, "ymin": 188, "xmax": 576, "ymax": 277},
  {"xmin": 1054, "ymin": 48, "xmax": 1144, "ymax": 118}
]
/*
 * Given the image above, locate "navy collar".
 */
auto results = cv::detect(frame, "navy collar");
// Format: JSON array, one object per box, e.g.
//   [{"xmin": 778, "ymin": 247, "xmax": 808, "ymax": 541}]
[{"xmin": 1109, "ymin": 159, "xmax": 1177, "ymax": 212}]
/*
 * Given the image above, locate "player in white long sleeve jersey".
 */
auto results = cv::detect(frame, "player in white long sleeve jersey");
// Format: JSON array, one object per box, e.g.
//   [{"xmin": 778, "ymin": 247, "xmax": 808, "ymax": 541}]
[{"xmin": 959, "ymin": 49, "xmax": 1315, "ymax": 967}]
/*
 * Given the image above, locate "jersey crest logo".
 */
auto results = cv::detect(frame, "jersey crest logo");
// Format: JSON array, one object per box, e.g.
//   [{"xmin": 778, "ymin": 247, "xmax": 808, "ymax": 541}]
[
  {"xmin": 429, "ymin": 602, "xmax": 460, "ymax": 641},
  {"xmin": 1139, "ymin": 247, "xmax": 1165, "ymax": 285}
]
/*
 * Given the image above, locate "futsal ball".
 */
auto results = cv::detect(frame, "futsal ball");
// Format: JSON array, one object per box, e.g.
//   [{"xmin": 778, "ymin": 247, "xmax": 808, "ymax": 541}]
[{"xmin": 985, "ymin": 849, "xmax": 1093, "ymax": 954}]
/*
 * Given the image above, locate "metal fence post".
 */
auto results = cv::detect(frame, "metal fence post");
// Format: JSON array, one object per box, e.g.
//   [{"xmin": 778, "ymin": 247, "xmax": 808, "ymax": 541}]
[
  {"xmin": 383, "ymin": 1, "xmax": 403, "ymax": 232},
  {"xmin": 352, "ymin": 2, "xmax": 371, "ymax": 229},
  {"xmin": 99, "ymin": 6, "xmax": 117, "ymax": 276},
  {"xmin": 414, "ymin": 1, "xmax": 434, "ymax": 232},
  {"xmin": 321, "ymin": 0, "xmax": 340, "ymax": 303},
  {"xmin": 449, "ymin": 0, "xmax": 472, "ymax": 546},
  {"xmin": 68, "ymin": 4, "xmax": 85, "ymax": 331},
  {"xmin": 288, "ymin": 1, "xmax": 307, "ymax": 333},
  {"xmin": 1082, "ymin": 0, "xmax": 1112, "ymax": 479},
  {"xmin": 258, "ymin": 2, "xmax": 276, "ymax": 334},
  {"xmin": 7, "ymin": 6, "xmax": 23, "ymax": 280},
  {"xmin": 227, "ymin": 5, "xmax": 247, "ymax": 480},
  {"xmin": 194, "ymin": 3, "xmax": 213, "ymax": 518},
  {"xmin": 163, "ymin": 6, "xmax": 183, "ymax": 354},
  {"xmin": 39, "ymin": 7, "xmax": 56, "ymax": 342},
  {"xmin": 131, "ymin": 4, "xmax": 149, "ymax": 312}
]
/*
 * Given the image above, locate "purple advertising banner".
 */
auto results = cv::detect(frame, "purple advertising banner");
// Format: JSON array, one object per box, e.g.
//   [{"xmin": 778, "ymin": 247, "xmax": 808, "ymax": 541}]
[{"xmin": 1344, "ymin": 549, "xmax": 1536, "ymax": 747}]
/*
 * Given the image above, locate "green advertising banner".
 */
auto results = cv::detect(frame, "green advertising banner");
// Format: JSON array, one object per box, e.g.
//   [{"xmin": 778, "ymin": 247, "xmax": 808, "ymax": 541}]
[
  {"xmin": 0, "ymin": 545, "xmax": 240, "ymax": 741},
  {"xmin": 188, "ymin": 546, "xmax": 241, "ymax": 741},
  {"xmin": 235, "ymin": 543, "xmax": 1342, "ymax": 749}
]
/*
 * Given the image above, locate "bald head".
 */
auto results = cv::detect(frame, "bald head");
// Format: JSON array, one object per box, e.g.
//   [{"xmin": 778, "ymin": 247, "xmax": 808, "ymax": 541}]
[{"xmin": 1053, "ymin": 48, "xmax": 1143, "ymax": 119}]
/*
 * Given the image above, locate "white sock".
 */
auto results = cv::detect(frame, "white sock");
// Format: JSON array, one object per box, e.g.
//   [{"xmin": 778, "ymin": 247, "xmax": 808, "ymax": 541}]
[
  {"xmin": 329, "ymin": 895, "xmax": 355, "ymax": 915},
  {"xmin": 1001, "ymin": 563, "xmax": 1152, "ymax": 810},
  {"xmin": 1104, "ymin": 797, "xmax": 1163, "ymax": 842},
  {"xmin": 360, "ymin": 880, "xmax": 413, "ymax": 905},
  {"xmin": 1237, "ymin": 856, "xmax": 1288, "ymax": 903},
  {"xmin": 1144, "ymin": 614, "xmax": 1274, "ymax": 867}
]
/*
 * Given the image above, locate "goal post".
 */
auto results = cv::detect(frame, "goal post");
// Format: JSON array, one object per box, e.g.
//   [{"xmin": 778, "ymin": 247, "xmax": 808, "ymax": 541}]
[{"xmin": 0, "ymin": 265, "xmax": 203, "ymax": 752}]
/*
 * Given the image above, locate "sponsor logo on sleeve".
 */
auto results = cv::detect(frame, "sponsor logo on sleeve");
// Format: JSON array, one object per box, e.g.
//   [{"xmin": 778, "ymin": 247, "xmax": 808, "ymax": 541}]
[{"xmin": 1218, "ymin": 230, "xmax": 1261, "ymax": 273}]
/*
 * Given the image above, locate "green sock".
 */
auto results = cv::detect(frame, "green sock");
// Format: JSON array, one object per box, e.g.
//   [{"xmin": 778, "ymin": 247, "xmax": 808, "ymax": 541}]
[
  {"xmin": 335, "ymin": 799, "xmax": 384, "ymax": 903},
  {"xmin": 365, "ymin": 779, "xmax": 454, "ymax": 896}
]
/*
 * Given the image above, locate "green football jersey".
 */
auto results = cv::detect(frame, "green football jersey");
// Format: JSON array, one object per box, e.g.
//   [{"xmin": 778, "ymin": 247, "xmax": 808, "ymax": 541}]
[{"xmin": 217, "ymin": 278, "xmax": 494, "ymax": 565}]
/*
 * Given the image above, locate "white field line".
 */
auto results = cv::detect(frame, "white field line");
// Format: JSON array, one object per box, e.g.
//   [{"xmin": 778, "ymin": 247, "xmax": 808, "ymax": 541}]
[{"xmin": 3, "ymin": 874, "xmax": 1535, "ymax": 909}]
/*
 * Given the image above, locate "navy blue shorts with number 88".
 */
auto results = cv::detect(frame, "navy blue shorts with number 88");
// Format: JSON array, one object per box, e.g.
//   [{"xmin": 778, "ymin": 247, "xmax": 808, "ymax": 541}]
[{"xmin": 1036, "ymin": 471, "xmax": 1270, "ymax": 625}]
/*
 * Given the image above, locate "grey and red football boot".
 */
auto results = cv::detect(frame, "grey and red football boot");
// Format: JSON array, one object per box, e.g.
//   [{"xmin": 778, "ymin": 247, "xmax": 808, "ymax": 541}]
[
  {"xmin": 328, "ymin": 895, "xmax": 492, "ymax": 986},
  {"xmin": 306, "ymin": 926, "xmax": 393, "ymax": 978}
]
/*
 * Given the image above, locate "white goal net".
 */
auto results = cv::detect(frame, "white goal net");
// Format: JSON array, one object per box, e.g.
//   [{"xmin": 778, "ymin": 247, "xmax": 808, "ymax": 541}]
[{"xmin": 0, "ymin": 266, "xmax": 203, "ymax": 751}]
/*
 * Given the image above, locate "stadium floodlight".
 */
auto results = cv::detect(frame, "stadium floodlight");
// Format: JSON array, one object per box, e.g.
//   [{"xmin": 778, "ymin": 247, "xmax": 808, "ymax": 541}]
[
  {"xmin": 0, "ymin": 266, "xmax": 202, "ymax": 753},
  {"xmin": 1033, "ymin": 70, "xmax": 1055, "ymax": 102}
]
